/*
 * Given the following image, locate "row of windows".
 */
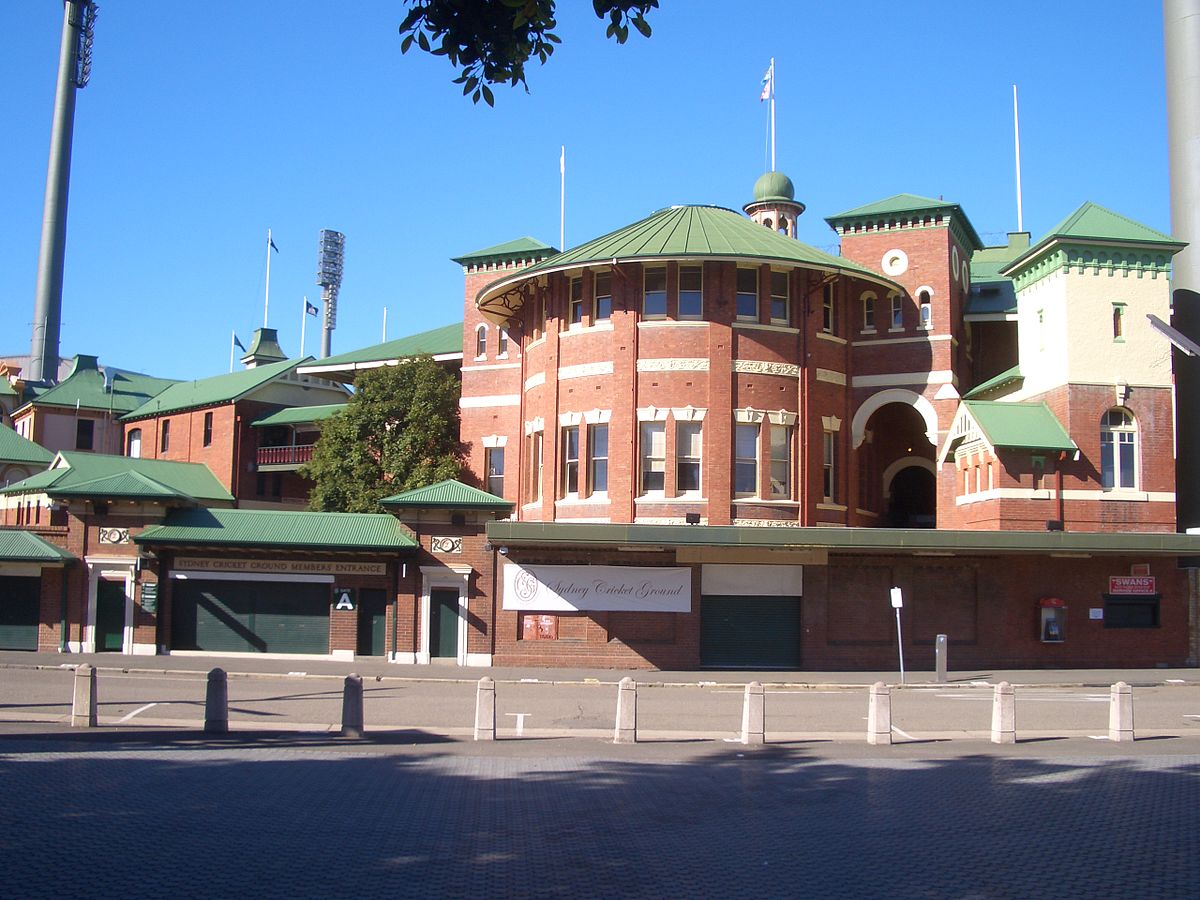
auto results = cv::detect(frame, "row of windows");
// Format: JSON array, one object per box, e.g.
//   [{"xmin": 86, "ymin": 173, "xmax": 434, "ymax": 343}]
[
  {"xmin": 124, "ymin": 412, "xmax": 214, "ymax": 458},
  {"xmin": 474, "ymin": 326, "xmax": 509, "ymax": 359},
  {"xmin": 492, "ymin": 420, "xmax": 841, "ymax": 504}
]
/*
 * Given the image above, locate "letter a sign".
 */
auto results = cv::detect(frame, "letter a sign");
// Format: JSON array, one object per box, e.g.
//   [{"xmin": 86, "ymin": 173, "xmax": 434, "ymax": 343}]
[{"xmin": 334, "ymin": 588, "xmax": 355, "ymax": 611}]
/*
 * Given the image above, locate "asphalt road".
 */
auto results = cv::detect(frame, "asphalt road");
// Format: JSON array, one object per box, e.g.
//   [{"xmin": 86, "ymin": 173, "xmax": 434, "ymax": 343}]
[{"xmin": 4, "ymin": 666, "xmax": 1199, "ymax": 742}]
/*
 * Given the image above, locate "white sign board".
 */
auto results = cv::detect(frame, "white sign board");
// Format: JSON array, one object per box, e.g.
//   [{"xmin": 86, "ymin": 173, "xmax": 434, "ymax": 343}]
[
  {"xmin": 890, "ymin": 587, "xmax": 904, "ymax": 609},
  {"xmin": 502, "ymin": 564, "xmax": 691, "ymax": 613}
]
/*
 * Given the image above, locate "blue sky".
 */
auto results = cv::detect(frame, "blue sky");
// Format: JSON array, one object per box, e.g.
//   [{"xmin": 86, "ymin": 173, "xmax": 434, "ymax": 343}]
[{"xmin": 0, "ymin": 2, "xmax": 1171, "ymax": 381}]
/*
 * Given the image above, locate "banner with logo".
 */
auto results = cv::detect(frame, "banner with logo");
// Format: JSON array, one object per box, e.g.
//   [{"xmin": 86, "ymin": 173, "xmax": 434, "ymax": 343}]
[{"xmin": 502, "ymin": 564, "xmax": 691, "ymax": 612}]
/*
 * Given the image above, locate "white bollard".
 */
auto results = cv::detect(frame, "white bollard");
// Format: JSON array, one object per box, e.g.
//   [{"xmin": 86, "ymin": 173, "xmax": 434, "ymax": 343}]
[
  {"xmin": 71, "ymin": 663, "xmax": 97, "ymax": 728},
  {"xmin": 740, "ymin": 681, "xmax": 765, "ymax": 746},
  {"xmin": 204, "ymin": 667, "xmax": 228, "ymax": 734},
  {"xmin": 341, "ymin": 673, "xmax": 364, "ymax": 738},
  {"xmin": 867, "ymin": 681, "xmax": 892, "ymax": 745},
  {"xmin": 991, "ymin": 681, "xmax": 1016, "ymax": 744},
  {"xmin": 935, "ymin": 634, "xmax": 948, "ymax": 683},
  {"xmin": 613, "ymin": 677, "xmax": 638, "ymax": 744},
  {"xmin": 1108, "ymin": 681, "xmax": 1135, "ymax": 742},
  {"xmin": 474, "ymin": 676, "xmax": 496, "ymax": 741}
]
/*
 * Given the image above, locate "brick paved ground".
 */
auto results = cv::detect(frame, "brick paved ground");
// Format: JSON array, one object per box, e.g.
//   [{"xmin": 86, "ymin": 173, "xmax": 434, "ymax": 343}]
[{"xmin": 0, "ymin": 734, "xmax": 1196, "ymax": 898}]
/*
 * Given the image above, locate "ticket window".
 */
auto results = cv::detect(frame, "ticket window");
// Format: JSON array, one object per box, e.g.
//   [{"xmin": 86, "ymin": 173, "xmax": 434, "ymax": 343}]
[{"xmin": 1039, "ymin": 598, "xmax": 1066, "ymax": 643}]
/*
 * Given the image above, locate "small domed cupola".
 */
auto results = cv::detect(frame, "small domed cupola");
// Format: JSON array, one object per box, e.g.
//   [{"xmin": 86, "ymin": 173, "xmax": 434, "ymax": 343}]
[{"xmin": 743, "ymin": 171, "xmax": 806, "ymax": 238}]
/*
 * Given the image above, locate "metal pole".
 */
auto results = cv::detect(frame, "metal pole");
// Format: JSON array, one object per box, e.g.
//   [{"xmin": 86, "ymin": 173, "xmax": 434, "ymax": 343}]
[
  {"xmin": 263, "ymin": 228, "xmax": 273, "ymax": 327},
  {"xmin": 29, "ymin": 1, "xmax": 88, "ymax": 384},
  {"xmin": 1013, "ymin": 84, "xmax": 1024, "ymax": 233},
  {"xmin": 895, "ymin": 607, "xmax": 905, "ymax": 685}
]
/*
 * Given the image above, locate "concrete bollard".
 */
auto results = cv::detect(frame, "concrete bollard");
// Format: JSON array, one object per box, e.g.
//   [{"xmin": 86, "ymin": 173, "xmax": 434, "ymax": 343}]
[
  {"xmin": 613, "ymin": 677, "xmax": 638, "ymax": 744},
  {"xmin": 341, "ymin": 673, "xmax": 364, "ymax": 738},
  {"xmin": 1109, "ymin": 681, "xmax": 1135, "ymax": 742},
  {"xmin": 867, "ymin": 681, "xmax": 892, "ymax": 745},
  {"xmin": 474, "ymin": 676, "xmax": 496, "ymax": 741},
  {"xmin": 204, "ymin": 667, "xmax": 228, "ymax": 734},
  {"xmin": 935, "ymin": 634, "xmax": 948, "ymax": 683},
  {"xmin": 740, "ymin": 681, "xmax": 765, "ymax": 745},
  {"xmin": 991, "ymin": 681, "xmax": 1016, "ymax": 744},
  {"xmin": 71, "ymin": 663, "xmax": 97, "ymax": 728}
]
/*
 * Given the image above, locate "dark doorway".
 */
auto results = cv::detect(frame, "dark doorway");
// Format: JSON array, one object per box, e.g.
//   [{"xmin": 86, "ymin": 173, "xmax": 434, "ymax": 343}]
[
  {"xmin": 95, "ymin": 579, "xmax": 126, "ymax": 652},
  {"xmin": 887, "ymin": 466, "xmax": 936, "ymax": 528},
  {"xmin": 357, "ymin": 589, "xmax": 389, "ymax": 656},
  {"xmin": 430, "ymin": 588, "xmax": 459, "ymax": 659}
]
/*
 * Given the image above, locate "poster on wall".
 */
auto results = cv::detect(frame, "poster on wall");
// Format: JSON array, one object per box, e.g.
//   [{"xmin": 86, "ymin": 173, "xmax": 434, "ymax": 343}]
[{"xmin": 502, "ymin": 564, "xmax": 692, "ymax": 612}]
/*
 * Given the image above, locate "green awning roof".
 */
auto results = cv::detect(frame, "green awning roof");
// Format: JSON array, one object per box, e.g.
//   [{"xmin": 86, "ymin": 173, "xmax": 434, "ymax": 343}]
[
  {"xmin": 122, "ymin": 357, "xmax": 309, "ymax": 422},
  {"xmin": 251, "ymin": 404, "xmax": 346, "ymax": 427},
  {"xmin": 963, "ymin": 366, "xmax": 1023, "ymax": 400},
  {"xmin": 0, "ymin": 452, "xmax": 233, "ymax": 504},
  {"xmin": 0, "ymin": 424, "xmax": 53, "ymax": 466},
  {"xmin": 296, "ymin": 323, "xmax": 464, "ymax": 380},
  {"xmin": 476, "ymin": 205, "xmax": 901, "ymax": 324},
  {"xmin": 0, "ymin": 529, "xmax": 74, "ymax": 564},
  {"xmin": 379, "ymin": 479, "xmax": 514, "ymax": 510},
  {"xmin": 959, "ymin": 400, "xmax": 1076, "ymax": 451},
  {"xmin": 136, "ymin": 508, "xmax": 417, "ymax": 551},
  {"xmin": 486, "ymin": 521, "xmax": 1200, "ymax": 557}
]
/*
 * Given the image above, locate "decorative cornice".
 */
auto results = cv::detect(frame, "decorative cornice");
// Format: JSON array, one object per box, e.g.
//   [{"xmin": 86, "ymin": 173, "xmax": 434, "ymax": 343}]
[
  {"xmin": 733, "ymin": 359, "xmax": 800, "ymax": 378},
  {"xmin": 637, "ymin": 358, "xmax": 709, "ymax": 372},
  {"xmin": 1010, "ymin": 244, "xmax": 1174, "ymax": 293}
]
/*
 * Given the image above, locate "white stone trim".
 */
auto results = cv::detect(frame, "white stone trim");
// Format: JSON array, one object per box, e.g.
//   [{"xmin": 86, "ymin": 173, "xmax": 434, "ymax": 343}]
[
  {"xmin": 852, "ymin": 371, "xmax": 955, "ymax": 388},
  {"xmin": 672, "ymin": 406, "xmax": 707, "ymax": 421},
  {"xmin": 814, "ymin": 332, "xmax": 848, "ymax": 346},
  {"xmin": 170, "ymin": 571, "xmax": 336, "ymax": 583},
  {"xmin": 851, "ymin": 334, "xmax": 955, "ymax": 347},
  {"xmin": 481, "ymin": 434, "xmax": 508, "ymax": 448},
  {"xmin": 559, "ymin": 322, "xmax": 614, "ymax": 337},
  {"xmin": 524, "ymin": 372, "xmax": 546, "ymax": 391},
  {"xmin": 882, "ymin": 457, "xmax": 936, "ymax": 498},
  {"xmin": 558, "ymin": 411, "xmax": 583, "ymax": 427},
  {"xmin": 768, "ymin": 410, "xmax": 798, "ymax": 426},
  {"xmin": 637, "ymin": 320, "xmax": 710, "ymax": 329},
  {"xmin": 733, "ymin": 360, "xmax": 800, "ymax": 377},
  {"xmin": 852, "ymin": 389, "xmax": 940, "ymax": 449},
  {"xmin": 582, "ymin": 408, "xmax": 612, "ymax": 424},
  {"xmin": 734, "ymin": 408, "xmax": 766, "ymax": 424},
  {"xmin": 637, "ymin": 406, "xmax": 671, "ymax": 421},
  {"xmin": 638, "ymin": 358, "xmax": 709, "ymax": 372},
  {"xmin": 460, "ymin": 394, "xmax": 520, "ymax": 408},
  {"xmin": 419, "ymin": 564, "xmax": 473, "ymax": 667},
  {"xmin": 816, "ymin": 368, "xmax": 846, "ymax": 385},
  {"xmin": 560, "ymin": 361, "xmax": 613, "ymax": 380},
  {"xmin": 461, "ymin": 362, "xmax": 521, "ymax": 372},
  {"xmin": 85, "ymin": 557, "xmax": 137, "ymax": 655},
  {"xmin": 524, "ymin": 417, "xmax": 545, "ymax": 436},
  {"xmin": 821, "ymin": 415, "xmax": 842, "ymax": 432},
  {"xmin": 731, "ymin": 322, "xmax": 800, "ymax": 335}
]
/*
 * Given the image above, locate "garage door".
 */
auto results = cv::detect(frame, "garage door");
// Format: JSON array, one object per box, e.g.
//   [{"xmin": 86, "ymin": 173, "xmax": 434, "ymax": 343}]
[
  {"xmin": 700, "ymin": 595, "xmax": 801, "ymax": 668},
  {"xmin": 0, "ymin": 576, "xmax": 40, "ymax": 651},
  {"xmin": 171, "ymin": 579, "xmax": 330, "ymax": 654}
]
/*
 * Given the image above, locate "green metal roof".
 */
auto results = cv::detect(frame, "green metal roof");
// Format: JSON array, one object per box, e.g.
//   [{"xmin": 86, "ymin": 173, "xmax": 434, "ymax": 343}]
[
  {"xmin": 970, "ymin": 234, "xmax": 1030, "ymax": 283},
  {"xmin": 825, "ymin": 193, "xmax": 983, "ymax": 250},
  {"xmin": 750, "ymin": 171, "xmax": 796, "ymax": 203},
  {"xmin": 0, "ymin": 529, "xmax": 74, "ymax": 564},
  {"xmin": 122, "ymin": 356, "xmax": 305, "ymax": 422},
  {"xmin": 476, "ymin": 205, "xmax": 899, "ymax": 323},
  {"xmin": 379, "ymin": 479, "xmax": 514, "ymax": 510},
  {"xmin": 295, "ymin": 323, "xmax": 464, "ymax": 379},
  {"xmin": 962, "ymin": 366, "xmax": 1023, "ymax": 400},
  {"xmin": 22, "ymin": 356, "xmax": 176, "ymax": 415},
  {"xmin": 487, "ymin": 521, "xmax": 1200, "ymax": 557},
  {"xmin": 0, "ymin": 379, "xmax": 17, "ymax": 397},
  {"xmin": 958, "ymin": 401, "xmax": 1076, "ymax": 452},
  {"xmin": 452, "ymin": 236, "xmax": 558, "ymax": 266},
  {"xmin": 0, "ymin": 424, "xmax": 54, "ymax": 466},
  {"xmin": 251, "ymin": 403, "xmax": 346, "ymax": 428},
  {"xmin": 135, "ymin": 507, "xmax": 417, "ymax": 551},
  {"xmin": 0, "ymin": 452, "xmax": 233, "ymax": 504},
  {"xmin": 1002, "ymin": 202, "xmax": 1186, "ymax": 276}
]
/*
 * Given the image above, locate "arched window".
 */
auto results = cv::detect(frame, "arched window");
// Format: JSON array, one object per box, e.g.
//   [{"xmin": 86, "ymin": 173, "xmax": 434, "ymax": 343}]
[
  {"xmin": 763, "ymin": 218, "xmax": 774, "ymax": 230},
  {"xmin": 1100, "ymin": 408, "xmax": 1137, "ymax": 489},
  {"xmin": 475, "ymin": 324, "xmax": 487, "ymax": 358},
  {"xmin": 126, "ymin": 428, "xmax": 142, "ymax": 459}
]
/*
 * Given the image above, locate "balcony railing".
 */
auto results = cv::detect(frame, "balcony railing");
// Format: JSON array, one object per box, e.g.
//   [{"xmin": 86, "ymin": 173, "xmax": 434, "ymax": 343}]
[{"xmin": 256, "ymin": 445, "xmax": 314, "ymax": 467}]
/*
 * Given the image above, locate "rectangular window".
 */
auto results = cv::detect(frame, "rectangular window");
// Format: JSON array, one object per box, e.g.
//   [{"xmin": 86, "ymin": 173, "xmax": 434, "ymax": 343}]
[
  {"xmin": 475, "ymin": 326, "xmax": 487, "ymax": 358},
  {"xmin": 679, "ymin": 266, "xmax": 703, "ymax": 319},
  {"xmin": 1032, "ymin": 456, "xmax": 1046, "ymax": 491},
  {"xmin": 676, "ymin": 422, "xmax": 702, "ymax": 494},
  {"xmin": 769, "ymin": 424, "xmax": 791, "ymax": 498},
  {"xmin": 863, "ymin": 295, "xmax": 876, "ymax": 331},
  {"xmin": 1113, "ymin": 303, "xmax": 1126, "ymax": 340},
  {"xmin": 203, "ymin": 411, "xmax": 214, "ymax": 447},
  {"xmin": 891, "ymin": 295, "xmax": 904, "ymax": 329},
  {"xmin": 568, "ymin": 276, "xmax": 584, "ymax": 325},
  {"xmin": 919, "ymin": 301, "xmax": 932, "ymax": 329},
  {"xmin": 525, "ymin": 431, "xmax": 543, "ymax": 503},
  {"xmin": 485, "ymin": 447, "xmax": 505, "ymax": 497},
  {"xmin": 498, "ymin": 329, "xmax": 509, "ymax": 356},
  {"xmin": 770, "ymin": 271, "xmax": 789, "ymax": 324},
  {"xmin": 823, "ymin": 431, "xmax": 838, "ymax": 502},
  {"xmin": 75, "ymin": 418, "xmax": 94, "ymax": 451},
  {"xmin": 736, "ymin": 268, "xmax": 758, "ymax": 321},
  {"xmin": 639, "ymin": 422, "xmax": 666, "ymax": 493},
  {"xmin": 594, "ymin": 272, "xmax": 612, "ymax": 322},
  {"xmin": 1104, "ymin": 595, "xmax": 1161, "ymax": 628},
  {"xmin": 822, "ymin": 283, "xmax": 837, "ymax": 334},
  {"xmin": 643, "ymin": 267, "xmax": 667, "ymax": 319},
  {"xmin": 561, "ymin": 426, "xmax": 580, "ymax": 495},
  {"xmin": 160, "ymin": 419, "xmax": 171, "ymax": 453},
  {"xmin": 589, "ymin": 424, "xmax": 609, "ymax": 494},
  {"xmin": 734, "ymin": 423, "xmax": 759, "ymax": 496}
]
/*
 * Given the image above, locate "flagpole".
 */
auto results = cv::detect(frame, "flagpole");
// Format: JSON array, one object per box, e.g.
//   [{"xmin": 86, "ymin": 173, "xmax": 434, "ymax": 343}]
[
  {"xmin": 263, "ymin": 228, "xmax": 273, "ymax": 327},
  {"xmin": 229, "ymin": 329, "xmax": 235, "ymax": 373},
  {"xmin": 559, "ymin": 146, "xmax": 566, "ymax": 251},
  {"xmin": 382, "ymin": 306, "xmax": 388, "ymax": 342},
  {"xmin": 300, "ymin": 296, "xmax": 308, "ymax": 358},
  {"xmin": 770, "ymin": 58, "xmax": 776, "ymax": 172},
  {"xmin": 1013, "ymin": 84, "xmax": 1024, "ymax": 233}
]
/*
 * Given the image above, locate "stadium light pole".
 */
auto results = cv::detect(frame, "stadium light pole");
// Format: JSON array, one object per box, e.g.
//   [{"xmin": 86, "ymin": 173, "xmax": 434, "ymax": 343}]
[{"xmin": 316, "ymin": 230, "xmax": 345, "ymax": 359}]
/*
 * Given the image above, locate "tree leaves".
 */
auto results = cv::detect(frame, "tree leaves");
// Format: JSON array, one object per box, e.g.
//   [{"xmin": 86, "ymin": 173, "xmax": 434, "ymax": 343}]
[{"xmin": 397, "ymin": 1, "xmax": 660, "ymax": 104}]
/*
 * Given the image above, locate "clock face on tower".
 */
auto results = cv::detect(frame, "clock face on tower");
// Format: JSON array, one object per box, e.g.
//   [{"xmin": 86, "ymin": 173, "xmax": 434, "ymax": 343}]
[{"xmin": 882, "ymin": 248, "xmax": 908, "ymax": 276}]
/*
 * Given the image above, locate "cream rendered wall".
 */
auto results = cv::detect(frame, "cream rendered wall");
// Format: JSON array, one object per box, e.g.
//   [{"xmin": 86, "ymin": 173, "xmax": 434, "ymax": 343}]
[{"xmin": 1012, "ymin": 266, "xmax": 1172, "ymax": 401}]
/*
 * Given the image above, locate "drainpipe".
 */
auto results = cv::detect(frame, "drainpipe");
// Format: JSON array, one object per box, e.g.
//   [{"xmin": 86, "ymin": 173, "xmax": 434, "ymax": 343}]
[
  {"xmin": 1057, "ymin": 450, "xmax": 1067, "ymax": 529},
  {"xmin": 58, "ymin": 562, "xmax": 70, "ymax": 652}
]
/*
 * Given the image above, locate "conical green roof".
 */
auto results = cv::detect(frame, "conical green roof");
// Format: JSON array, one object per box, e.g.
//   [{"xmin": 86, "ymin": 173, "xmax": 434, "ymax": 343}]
[{"xmin": 379, "ymin": 479, "xmax": 513, "ymax": 510}]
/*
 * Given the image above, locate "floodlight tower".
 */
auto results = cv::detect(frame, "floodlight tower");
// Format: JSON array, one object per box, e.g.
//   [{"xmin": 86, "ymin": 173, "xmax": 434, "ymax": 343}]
[
  {"xmin": 29, "ymin": 0, "xmax": 98, "ymax": 384},
  {"xmin": 316, "ymin": 230, "xmax": 345, "ymax": 359}
]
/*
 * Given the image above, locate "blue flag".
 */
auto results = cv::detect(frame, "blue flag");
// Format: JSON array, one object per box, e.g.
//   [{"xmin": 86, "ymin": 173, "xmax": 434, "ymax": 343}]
[
  {"xmin": 233, "ymin": 333, "xmax": 247, "ymax": 352},
  {"xmin": 269, "ymin": 237, "xmax": 279, "ymax": 253},
  {"xmin": 305, "ymin": 300, "xmax": 319, "ymax": 316}
]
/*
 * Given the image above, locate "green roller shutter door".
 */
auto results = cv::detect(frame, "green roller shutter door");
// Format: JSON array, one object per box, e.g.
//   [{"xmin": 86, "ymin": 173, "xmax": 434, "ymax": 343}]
[
  {"xmin": 0, "ymin": 576, "xmax": 41, "ymax": 651},
  {"xmin": 700, "ymin": 596, "xmax": 802, "ymax": 668},
  {"xmin": 171, "ymin": 579, "xmax": 330, "ymax": 654}
]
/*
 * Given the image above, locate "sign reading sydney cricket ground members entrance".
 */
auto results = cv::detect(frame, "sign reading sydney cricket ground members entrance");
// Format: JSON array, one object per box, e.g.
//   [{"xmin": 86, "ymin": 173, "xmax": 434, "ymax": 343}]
[{"xmin": 502, "ymin": 564, "xmax": 691, "ymax": 612}]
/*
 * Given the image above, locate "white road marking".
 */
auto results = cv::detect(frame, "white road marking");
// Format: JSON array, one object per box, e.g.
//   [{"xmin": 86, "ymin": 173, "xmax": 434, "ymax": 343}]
[
  {"xmin": 116, "ymin": 703, "xmax": 158, "ymax": 723},
  {"xmin": 891, "ymin": 726, "xmax": 917, "ymax": 740},
  {"xmin": 287, "ymin": 671, "xmax": 307, "ymax": 677},
  {"xmin": 1088, "ymin": 735, "xmax": 1110, "ymax": 740},
  {"xmin": 1183, "ymin": 714, "xmax": 1200, "ymax": 719},
  {"xmin": 505, "ymin": 712, "xmax": 530, "ymax": 735}
]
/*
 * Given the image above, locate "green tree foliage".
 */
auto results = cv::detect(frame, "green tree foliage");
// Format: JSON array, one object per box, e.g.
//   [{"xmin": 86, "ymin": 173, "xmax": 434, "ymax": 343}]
[
  {"xmin": 399, "ymin": 0, "xmax": 660, "ymax": 104},
  {"xmin": 303, "ymin": 357, "xmax": 463, "ymax": 512}
]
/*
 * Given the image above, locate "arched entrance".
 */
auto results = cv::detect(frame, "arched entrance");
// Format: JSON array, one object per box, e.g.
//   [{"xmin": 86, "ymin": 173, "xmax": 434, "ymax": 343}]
[
  {"xmin": 886, "ymin": 464, "xmax": 936, "ymax": 528},
  {"xmin": 855, "ymin": 392, "xmax": 939, "ymax": 527}
]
